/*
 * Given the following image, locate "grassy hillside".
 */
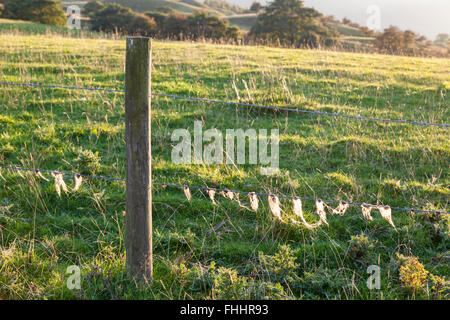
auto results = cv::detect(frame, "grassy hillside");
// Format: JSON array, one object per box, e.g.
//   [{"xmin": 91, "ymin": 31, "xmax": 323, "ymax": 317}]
[
  {"xmin": 226, "ymin": 13, "xmax": 257, "ymax": 31},
  {"xmin": 0, "ymin": 32, "xmax": 449, "ymax": 300},
  {"xmin": 101, "ymin": 0, "xmax": 224, "ymax": 15},
  {"xmin": 0, "ymin": 18, "xmax": 109, "ymax": 38}
]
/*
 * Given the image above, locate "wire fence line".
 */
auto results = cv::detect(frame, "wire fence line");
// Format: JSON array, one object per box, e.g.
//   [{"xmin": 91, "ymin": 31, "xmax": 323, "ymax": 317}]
[
  {"xmin": 1, "ymin": 81, "xmax": 449, "ymax": 128},
  {"xmin": 1, "ymin": 164, "xmax": 448, "ymax": 215}
]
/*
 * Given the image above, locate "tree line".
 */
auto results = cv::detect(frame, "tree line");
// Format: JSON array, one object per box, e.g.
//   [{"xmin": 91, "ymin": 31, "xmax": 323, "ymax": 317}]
[
  {"xmin": 0, "ymin": 0, "xmax": 448, "ymax": 56},
  {"xmin": 85, "ymin": 1, "xmax": 242, "ymax": 42}
]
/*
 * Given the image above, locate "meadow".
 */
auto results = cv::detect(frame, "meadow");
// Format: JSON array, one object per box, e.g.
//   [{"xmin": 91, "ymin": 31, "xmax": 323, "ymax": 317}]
[{"xmin": 0, "ymin": 28, "xmax": 449, "ymax": 299}]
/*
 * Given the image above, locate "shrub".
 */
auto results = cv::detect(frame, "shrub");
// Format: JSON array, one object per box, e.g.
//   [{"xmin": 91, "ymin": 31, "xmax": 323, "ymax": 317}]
[
  {"xmin": 83, "ymin": 0, "xmax": 105, "ymax": 17},
  {"xmin": 187, "ymin": 262, "xmax": 290, "ymax": 300},
  {"xmin": 396, "ymin": 253, "xmax": 429, "ymax": 295},
  {"xmin": 375, "ymin": 27, "xmax": 417, "ymax": 55},
  {"xmin": 347, "ymin": 232, "xmax": 377, "ymax": 265},
  {"xmin": 293, "ymin": 267, "xmax": 348, "ymax": 299},
  {"xmin": 126, "ymin": 14, "xmax": 157, "ymax": 36},
  {"xmin": 91, "ymin": 3, "xmax": 135, "ymax": 34},
  {"xmin": 3, "ymin": 0, "xmax": 66, "ymax": 27},
  {"xmin": 211, "ymin": 266, "xmax": 250, "ymax": 299},
  {"xmin": 144, "ymin": 11, "xmax": 167, "ymax": 27},
  {"xmin": 429, "ymin": 274, "xmax": 449, "ymax": 300},
  {"xmin": 162, "ymin": 12, "xmax": 188, "ymax": 39},
  {"xmin": 75, "ymin": 148, "xmax": 101, "ymax": 175},
  {"xmin": 257, "ymin": 244, "xmax": 299, "ymax": 283},
  {"xmin": 226, "ymin": 25, "xmax": 242, "ymax": 42},
  {"xmin": 187, "ymin": 11, "xmax": 230, "ymax": 40},
  {"xmin": 249, "ymin": 0, "xmax": 339, "ymax": 48}
]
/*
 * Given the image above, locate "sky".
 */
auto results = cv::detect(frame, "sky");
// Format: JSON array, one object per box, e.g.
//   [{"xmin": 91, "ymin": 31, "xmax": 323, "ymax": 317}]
[{"xmin": 223, "ymin": 0, "xmax": 450, "ymax": 40}]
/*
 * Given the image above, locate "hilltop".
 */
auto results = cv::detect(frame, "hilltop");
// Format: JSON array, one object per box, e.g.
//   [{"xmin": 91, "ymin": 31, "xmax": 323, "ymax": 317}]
[{"xmin": 65, "ymin": 0, "xmax": 249, "ymax": 16}]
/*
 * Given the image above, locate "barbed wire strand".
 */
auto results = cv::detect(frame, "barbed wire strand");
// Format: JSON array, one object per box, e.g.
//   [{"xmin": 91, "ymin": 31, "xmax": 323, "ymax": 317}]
[
  {"xmin": 1, "ymin": 81, "xmax": 448, "ymax": 127},
  {"xmin": 1, "ymin": 165, "xmax": 447, "ymax": 215}
]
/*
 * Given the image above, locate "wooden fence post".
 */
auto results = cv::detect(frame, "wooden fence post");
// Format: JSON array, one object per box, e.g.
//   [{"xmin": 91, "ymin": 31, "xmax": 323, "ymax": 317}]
[{"xmin": 125, "ymin": 37, "xmax": 152, "ymax": 282}]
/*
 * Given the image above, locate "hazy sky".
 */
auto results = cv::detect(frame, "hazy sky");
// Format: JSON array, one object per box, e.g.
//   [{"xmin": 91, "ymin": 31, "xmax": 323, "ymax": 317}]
[{"xmin": 223, "ymin": 0, "xmax": 450, "ymax": 40}]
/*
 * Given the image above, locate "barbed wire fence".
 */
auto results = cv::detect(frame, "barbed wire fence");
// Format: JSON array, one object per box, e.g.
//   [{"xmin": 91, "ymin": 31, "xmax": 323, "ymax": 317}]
[
  {"xmin": 1, "ymin": 81, "xmax": 448, "ymax": 127},
  {"xmin": 0, "ymin": 37, "xmax": 448, "ymax": 280},
  {"xmin": 0, "ymin": 165, "xmax": 448, "ymax": 216}
]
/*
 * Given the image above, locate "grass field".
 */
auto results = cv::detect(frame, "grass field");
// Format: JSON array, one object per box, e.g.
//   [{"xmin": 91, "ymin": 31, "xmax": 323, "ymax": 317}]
[
  {"xmin": 0, "ymin": 29, "xmax": 449, "ymax": 300},
  {"xmin": 101, "ymin": 0, "xmax": 223, "ymax": 16}
]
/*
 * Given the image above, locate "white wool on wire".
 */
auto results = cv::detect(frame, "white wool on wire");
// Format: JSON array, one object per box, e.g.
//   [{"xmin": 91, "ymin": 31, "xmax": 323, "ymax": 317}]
[
  {"xmin": 225, "ymin": 191, "xmax": 234, "ymax": 200},
  {"xmin": 36, "ymin": 171, "xmax": 49, "ymax": 182},
  {"xmin": 73, "ymin": 174, "xmax": 83, "ymax": 192},
  {"xmin": 268, "ymin": 195, "xmax": 282, "ymax": 221},
  {"xmin": 206, "ymin": 189, "xmax": 216, "ymax": 205},
  {"xmin": 219, "ymin": 190, "xmax": 233, "ymax": 200},
  {"xmin": 51, "ymin": 172, "xmax": 68, "ymax": 197},
  {"xmin": 377, "ymin": 206, "xmax": 396, "ymax": 229},
  {"xmin": 292, "ymin": 198, "xmax": 322, "ymax": 230},
  {"xmin": 183, "ymin": 186, "xmax": 192, "ymax": 201},
  {"xmin": 329, "ymin": 201, "xmax": 350, "ymax": 216},
  {"xmin": 316, "ymin": 200, "xmax": 329, "ymax": 226},
  {"xmin": 248, "ymin": 192, "xmax": 259, "ymax": 212},
  {"xmin": 361, "ymin": 204, "xmax": 374, "ymax": 221},
  {"xmin": 293, "ymin": 198, "xmax": 303, "ymax": 217}
]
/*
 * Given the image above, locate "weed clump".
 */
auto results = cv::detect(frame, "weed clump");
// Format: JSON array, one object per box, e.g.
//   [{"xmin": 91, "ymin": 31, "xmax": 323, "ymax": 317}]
[
  {"xmin": 397, "ymin": 253, "xmax": 429, "ymax": 294},
  {"xmin": 292, "ymin": 267, "xmax": 348, "ymax": 299},
  {"xmin": 395, "ymin": 253, "xmax": 448, "ymax": 299},
  {"xmin": 257, "ymin": 244, "xmax": 299, "ymax": 283},
  {"xmin": 347, "ymin": 232, "xmax": 377, "ymax": 265},
  {"xmin": 75, "ymin": 148, "xmax": 101, "ymax": 175},
  {"xmin": 187, "ymin": 262, "xmax": 289, "ymax": 300}
]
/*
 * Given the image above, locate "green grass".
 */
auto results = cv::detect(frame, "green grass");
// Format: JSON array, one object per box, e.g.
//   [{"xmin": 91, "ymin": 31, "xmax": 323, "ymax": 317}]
[
  {"xmin": 102, "ymin": 0, "xmax": 223, "ymax": 16},
  {"xmin": 327, "ymin": 23, "xmax": 365, "ymax": 37},
  {"xmin": 0, "ymin": 32, "xmax": 449, "ymax": 300},
  {"xmin": 226, "ymin": 14, "xmax": 257, "ymax": 31}
]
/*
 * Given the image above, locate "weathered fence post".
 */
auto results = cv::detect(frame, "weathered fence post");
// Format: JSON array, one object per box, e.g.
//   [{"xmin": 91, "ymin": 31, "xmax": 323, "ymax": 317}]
[{"xmin": 125, "ymin": 37, "xmax": 152, "ymax": 282}]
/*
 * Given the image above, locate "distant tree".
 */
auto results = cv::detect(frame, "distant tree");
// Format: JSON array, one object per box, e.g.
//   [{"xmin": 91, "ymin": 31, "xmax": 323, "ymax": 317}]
[
  {"xmin": 249, "ymin": 0, "xmax": 339, "ymax": 48},
  {"xmin": 320, "ymin": 15, "xmax": 335, "ymax": 25},
  {"xmin": 375, "ymin": 26, "xmax": 404, "ymax": 53},
  {"xmin": 327, "ymin": 15, "xmax": 336, "ymax": 23},
  {"xmin": 91, "ymin": 3, "xmax": 157, "ymax": 36},
  {"xmin": 84, "ymin": 1, "xmax": 104, "ymax": 17},
  {"xmin": 403, "ymin": 30, "xmax": 416, "ymax": 47},
  {"xmin": 434, "ymin": 33, "xmax": 449, "ymax": 47},
  {"xmin": 250, "ymin": 1, "xmax": 262, "ymax": 13},
  {"xmin": 226, "ymin": 25, "xmax": 242, "ymax": 41},
  {"xmin": 187, "ymin": 11, "xmax": 229, "ymax": 40},
  {"xmin": 359, "ymin": 26, "xmax": 375, "ymax": 37},
  {"xmin": 144, "ymin": 11, "xmax": 167, "ymax": 26},
  {"xmin": 416, "ymin": 35, "xmax": 427, "ymax": 43},
  {"xmin": 126, "ymin": 14, "xmax": 157, "ymax": 36},
  {"xmin": 91, "ymin": 3, "xmax": 135, "ymax": 33},
  {"xmin": 3, "ymin": 0, "xmax": 66, "ymax": 26},
  {"xmin": 342, "ymin": 17, "xmax": 351, "ymax": 25},
  {"xmin": 375, "ymin": 26, "xmax": 416, "ymax": 54},
  {"xmin": 162, "ymin": 12, "xmax": 188, "ymax": 38}
]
